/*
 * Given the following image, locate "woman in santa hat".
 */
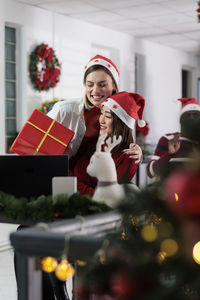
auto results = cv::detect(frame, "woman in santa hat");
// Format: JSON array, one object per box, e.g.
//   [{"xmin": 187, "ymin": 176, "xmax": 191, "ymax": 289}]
[
  {"xmin": 47, "ymin": 54, "xmax": 142, "ymax": 170},
  {"xmin": 70, "ymin": 91, "xmax": 146, "ymax": 196}
]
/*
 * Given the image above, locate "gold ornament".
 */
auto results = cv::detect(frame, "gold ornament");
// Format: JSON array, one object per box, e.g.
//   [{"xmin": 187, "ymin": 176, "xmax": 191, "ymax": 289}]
[
  {"xmin": 55, "ymin": 259, "xmax": 75, "ymax": 281},
  {"xmin": 129, "ymin": 215, "xmax": 139, "ymax": 226},
  {"xmin": 121, "ymin": 231, "xmax": 128, "ymax": 240},
  {"xmin": 157, "ymin": 251, "xmax": 167, "ymax": 264},
  {"xmin": 41, "ymin": 256, "xmax": 58, "ymax": 273},
  {"xmin": 152, "ymin": 214, "xmax": 162, "ymax": 225}
]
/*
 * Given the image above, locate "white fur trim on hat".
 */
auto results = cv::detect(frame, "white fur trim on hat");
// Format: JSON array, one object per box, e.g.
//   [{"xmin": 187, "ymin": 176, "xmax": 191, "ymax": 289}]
[
  {"xmin": 163, "ymin": 134, "xmax": 174, "ymax": 140},
  {"xmin": 84, "ymin": 57, "xmax": 119, "ymax": 87},
  {"xmin": 102, "ymin": 97, "xmax": 135, "ymax": 129},
  {"xmin": 180, "ymin": 103, "xmax": 200, "ymax": 116}
]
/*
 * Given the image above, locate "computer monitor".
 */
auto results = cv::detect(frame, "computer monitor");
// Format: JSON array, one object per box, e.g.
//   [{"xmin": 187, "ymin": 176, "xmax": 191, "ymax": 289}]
[{"xmin": 0, "ymin": 155, "xmax": 68, "ymax": 198}]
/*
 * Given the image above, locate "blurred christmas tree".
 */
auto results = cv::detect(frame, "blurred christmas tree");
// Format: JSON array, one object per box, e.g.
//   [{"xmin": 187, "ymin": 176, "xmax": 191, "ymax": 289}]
[
  {"xmin": 38, "ymin": 97, "xmax": 64, "ymax": 114},
  {"xmin": 76, "ymin": 118, "xmax": 200, "ymax": 300}
]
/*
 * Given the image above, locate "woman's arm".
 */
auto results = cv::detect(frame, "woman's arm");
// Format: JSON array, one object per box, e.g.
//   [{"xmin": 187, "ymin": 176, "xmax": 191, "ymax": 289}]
[{"xmin": 114, "ymin": 153, "xmax": 138, "ymax": 183}]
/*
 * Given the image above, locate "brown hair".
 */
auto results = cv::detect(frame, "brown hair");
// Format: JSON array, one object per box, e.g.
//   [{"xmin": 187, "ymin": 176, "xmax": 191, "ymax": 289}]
[
  {"xmin": 83, "ymin": 65, "xmax": 118, "ymax": 110},
  {"xmin": 109, "ymin": 111, "xmax": 133, "ymax": 153}
]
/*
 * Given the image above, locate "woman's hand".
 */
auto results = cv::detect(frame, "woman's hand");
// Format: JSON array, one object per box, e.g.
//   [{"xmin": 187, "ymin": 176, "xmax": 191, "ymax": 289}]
[
  {"xmin": 123, "ymin": 143, "xmax": 143, "ymax": 164},
  {"xmin": 168, "ymin": 133, "xmax": 181, "ymax": 154}
]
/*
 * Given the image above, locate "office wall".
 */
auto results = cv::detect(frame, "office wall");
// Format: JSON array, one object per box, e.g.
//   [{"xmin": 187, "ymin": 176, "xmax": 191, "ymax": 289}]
[{"xmin": 135, "ymin": 39, "xmax": 198, "ymax": 145}]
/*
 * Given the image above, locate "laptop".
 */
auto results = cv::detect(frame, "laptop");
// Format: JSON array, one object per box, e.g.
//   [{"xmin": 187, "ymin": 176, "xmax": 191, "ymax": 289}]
[{"xmin": 0, "ymin": 155, "xmax": 68, "ymax": 198}]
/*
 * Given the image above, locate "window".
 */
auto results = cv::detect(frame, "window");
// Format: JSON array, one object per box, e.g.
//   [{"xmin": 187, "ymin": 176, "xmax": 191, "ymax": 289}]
[
  {"xmin": 5, "ymin": 26, "xmax": 17, "ymax": 153},
  {"xmin": 182, "ymin": 69, "xmax": 192, "ymax": 98},
  {"xmin": 135, "ymin": 53, "xmax": 145, "ymax": 94}
]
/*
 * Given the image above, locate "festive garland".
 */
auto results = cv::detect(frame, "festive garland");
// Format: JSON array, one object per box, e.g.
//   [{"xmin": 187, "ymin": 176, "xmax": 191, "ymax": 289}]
[
  {"xmin": 0, "ymin": 191, "xmax": 111, "ymax": 223},
  {"xmin": 29, "ymin": 43, "xmax": 61, "ymax": 92}
]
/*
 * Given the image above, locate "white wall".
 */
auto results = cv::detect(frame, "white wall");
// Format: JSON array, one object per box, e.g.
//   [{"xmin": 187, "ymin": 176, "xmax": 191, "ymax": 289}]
[
  {"xmin": 0, "ymin": 0, "xmax": 199, "ymax": 153},
  {"xmin": 135, "ymin": 39, "xmax": 198, "ymax": 146}
]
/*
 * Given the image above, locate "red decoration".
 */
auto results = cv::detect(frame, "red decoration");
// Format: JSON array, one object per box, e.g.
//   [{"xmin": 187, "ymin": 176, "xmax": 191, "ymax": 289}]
[
  {"xmin": 197, "ymin": 1, "xmax": 200, "ymax": 23},
  {"xmin": 136, "ymin": 121, "xmax": 149, "ymax": 136},
  {"xmin": 10, "ymin": 109, "xmax": 74, "ymax": 155},
  {"xmin": 111, "ymin": 272, "xmax": 136, "ymax": 299},
  {"xmin": 29, "ymin": 43, "xmax": 61, "ymax": 92},
  {"xmin": 165, "ymin": 169, "xmax": 200, "ymax": 218}
]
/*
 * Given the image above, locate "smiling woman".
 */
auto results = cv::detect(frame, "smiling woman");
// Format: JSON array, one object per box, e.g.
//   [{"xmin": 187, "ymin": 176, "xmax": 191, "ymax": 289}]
[
  {"xmin": 69, "ymin": 91, "xmax": 145, "ymax": 198},
  {"xmin": 47, "ymin": 54, "xmax": 120, "ymax": 158}
]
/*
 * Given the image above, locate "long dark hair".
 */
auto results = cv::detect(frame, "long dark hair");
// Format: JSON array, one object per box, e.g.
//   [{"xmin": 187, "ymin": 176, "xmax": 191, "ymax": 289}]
[
  {"xmin": 83, "ymin": 65, "xmax": 118, "ymax": 109},
  {"xmin": 109, "ymin": 111, "xmax": 133, "ymax": 153}
]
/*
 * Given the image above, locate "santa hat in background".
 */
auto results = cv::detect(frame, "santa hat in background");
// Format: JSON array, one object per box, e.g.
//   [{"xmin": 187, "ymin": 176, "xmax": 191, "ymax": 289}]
[
  {"xmin": 84, "ymin": 54, "xmax": 119, "ymax": 87},
  {"xmin": 102, "ymin": 91, "xmax": 146, "ymax": 129},
  {"xmin": 178, "ymin": 97, "xmax": 200, "ymax": 117},
  {"xmin": 136, "ymin": 121, "xmax": 150, "ymax": 136}
]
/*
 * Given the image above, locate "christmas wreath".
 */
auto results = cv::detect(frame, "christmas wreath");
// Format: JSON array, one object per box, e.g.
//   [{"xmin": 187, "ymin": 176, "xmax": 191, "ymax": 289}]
[{"xmin": 29, "ymin": 43, "xmax": 61, "ymax": 92}]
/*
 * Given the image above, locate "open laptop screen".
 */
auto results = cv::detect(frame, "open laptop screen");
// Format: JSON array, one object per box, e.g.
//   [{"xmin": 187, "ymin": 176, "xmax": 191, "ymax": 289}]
[{"xmin": 0, "ymin": 155, "xmax": 68, "ymax": 198}]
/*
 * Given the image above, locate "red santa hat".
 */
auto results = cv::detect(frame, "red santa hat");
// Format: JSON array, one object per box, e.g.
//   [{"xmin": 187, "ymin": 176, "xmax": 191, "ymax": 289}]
[
  {"xmin": 102, "ymin": 91, "xmax": 146, "ymax": 130},
  {"xmin": 84, "ymin": 54, "xmax": 119, "ymax": 87},
  {"xmin": 178, "ymin": 97, "xmax": 200, "ymax": 117}
]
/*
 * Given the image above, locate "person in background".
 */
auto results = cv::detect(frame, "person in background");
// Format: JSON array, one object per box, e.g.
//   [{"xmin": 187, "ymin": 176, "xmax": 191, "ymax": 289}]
[
  {"xmin": 147, "ymin": 97, "xmax": 200, "ymax": 179},
  {"xmin": 47, "ymin": 54, "xmax": 143, "ymax": 167},
  {"xmin": 70, "ymin": 91, "xmax": 146, "ymax": 196}
]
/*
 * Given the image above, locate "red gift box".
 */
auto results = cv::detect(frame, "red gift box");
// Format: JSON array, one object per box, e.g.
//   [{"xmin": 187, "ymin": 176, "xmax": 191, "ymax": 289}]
[{"xmin": 10, "ymin": 109, "xmax": 74, "ymax": 155}]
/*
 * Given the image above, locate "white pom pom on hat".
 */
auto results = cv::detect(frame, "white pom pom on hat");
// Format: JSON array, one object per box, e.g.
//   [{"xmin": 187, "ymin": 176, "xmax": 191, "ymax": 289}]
[
  {"xmin": 102, "ymin": 91, "xmax": 146, "ymax": 130},
  {"xmin": 84, "ymin": 54, "xmax": 120, "ymax": 87},
  {"xmin": 137, "ymin": 119, "xmax": 146, "ymax": 127}
]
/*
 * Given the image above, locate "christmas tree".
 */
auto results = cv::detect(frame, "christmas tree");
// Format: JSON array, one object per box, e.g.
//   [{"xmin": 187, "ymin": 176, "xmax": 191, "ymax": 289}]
[{"xmin": 76, "ymin": 118, "xmax": 200, "ymax": 300}]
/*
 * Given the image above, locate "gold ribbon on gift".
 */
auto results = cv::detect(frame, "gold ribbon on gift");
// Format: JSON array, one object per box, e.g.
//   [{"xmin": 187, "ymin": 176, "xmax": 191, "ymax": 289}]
[{"xmin": 27, "ymin": 120, "xmax": 68, "ymax": 155}]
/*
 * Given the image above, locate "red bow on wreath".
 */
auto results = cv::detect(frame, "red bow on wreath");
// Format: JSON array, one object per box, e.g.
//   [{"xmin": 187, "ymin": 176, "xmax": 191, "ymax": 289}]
[
  {"xmin": 29, "ymin": 43, "xmax": 61, "ymax": 92},
  {"xmin": 197, "ymin": 1, "xmax": 200, "ymax": 23}
]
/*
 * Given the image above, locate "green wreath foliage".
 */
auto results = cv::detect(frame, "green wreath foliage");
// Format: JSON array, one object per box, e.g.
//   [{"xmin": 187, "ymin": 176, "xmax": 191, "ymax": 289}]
[
  {"xmin": 0, "ymin": 191, "xmax": 111, "ymax": 223},
  {"xmin": 29, "ymin": 43, "xmax": 61, "ymax": 92}
]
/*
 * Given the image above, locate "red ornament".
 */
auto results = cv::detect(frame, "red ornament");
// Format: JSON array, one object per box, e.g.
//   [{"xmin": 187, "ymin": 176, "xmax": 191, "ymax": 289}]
[
  {"xmin": 165, "ymin": 169, "xmax": 200, "ymax": 218},
  {"xmin": 110, "ymin": 272, "xmax": 136, "ymax": 299}
]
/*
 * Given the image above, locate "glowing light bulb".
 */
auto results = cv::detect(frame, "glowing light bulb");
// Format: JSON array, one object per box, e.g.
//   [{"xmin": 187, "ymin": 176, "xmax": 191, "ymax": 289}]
[
  {"xmin": 174, "ymin": 193, "xmax": 179, "ymax": 201},
  {"xmin": 161, "ymin": 239, "xmax": 178, "ymax": 257},
  {"xmin": 141, "ymin": 224, "xmax": 158, "ymax": 242},
  {"xmin": 193, "ymin": 241, "xmax": 200, "ymax": 264},
  {"xmin": 41, "ymin": 256, "xmax": 58, "ymax": 273},
  {"xmin": 55, "ymin": 259, "xmax": 75, "ymax": 281}
]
